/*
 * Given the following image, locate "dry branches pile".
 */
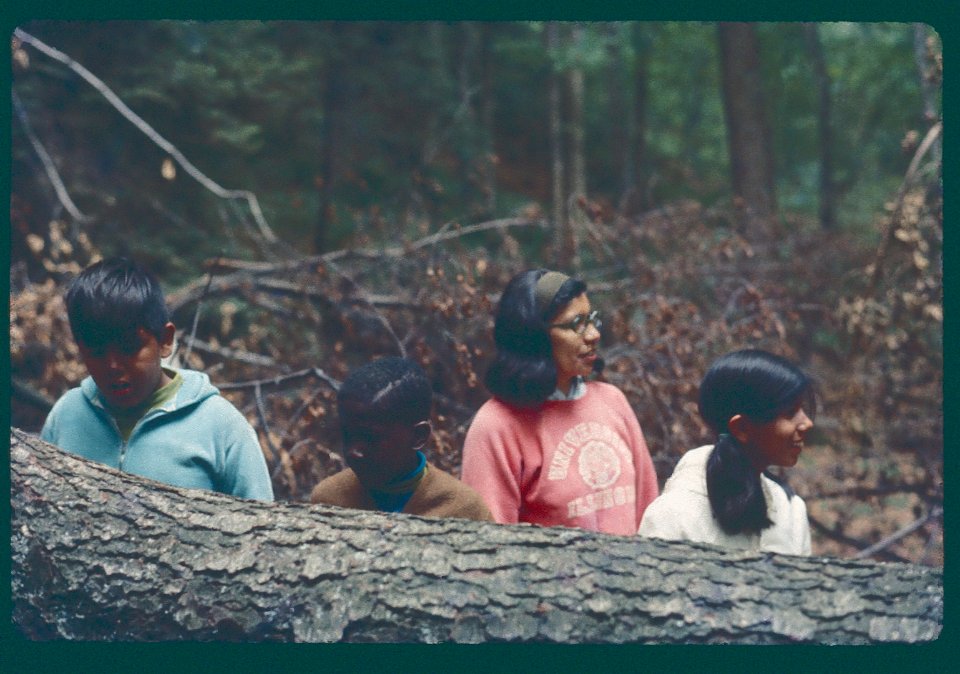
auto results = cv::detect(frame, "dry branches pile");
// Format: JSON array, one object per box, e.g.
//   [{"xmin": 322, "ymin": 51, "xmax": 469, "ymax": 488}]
[{"xmin": 10, "ymin": 183, "xmax": 942, "ymax": 565}]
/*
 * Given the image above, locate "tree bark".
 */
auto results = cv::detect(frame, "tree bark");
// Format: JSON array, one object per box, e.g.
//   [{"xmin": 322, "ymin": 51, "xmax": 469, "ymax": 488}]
[
  {"xmin": 621, "ymin": 22, "xmax": 652, "ymax": 216},
  {"xmin": 315, "ymin": 25, "xmax": 344, "ymax": 255},
  {"xmin": 478, "ymin": 22, "xmax": 497, "ymax": 218},
  {"xmin": 546, "ymin": 22, "xmax": 572, "ymax": 269},
  {"xmin": 717, "ymin": 22, "xmax": 778, "ymax": 235},
  {"xmin": 913, "ymin": 23, "xmax": 939, "ymax": 125},
  {"xmin": 11, "ymin": 429, "xmax": 942, "ymax": 643},
  {"xmin": 912, "ymin": 23, "xmax": 942, "ymax": 167},
  {"xmin": 605, "ymin": 24, "xmax": 628, "ymax": 209},
  {"xmin": 566, "ymin": 24, "xmax": 587, "ymax": 272},
  {"xmin": 802, "ymin": 23, "xmax": 836, "ymax": 231}
]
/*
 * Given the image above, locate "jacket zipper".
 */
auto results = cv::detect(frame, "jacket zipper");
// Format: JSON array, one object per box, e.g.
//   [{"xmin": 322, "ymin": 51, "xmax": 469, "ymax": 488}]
[
  {"xmin": 119, "ymin": 414, "xmax": 149, "ymax": 471},
  {"xmin": 118, "ymin": 407, "xmax": 169, "ymax": 471},
  {"xmin": 99, "ymin": 406, "xmax": 139, "ymax": 472},
  {"xmin": 102, "ymin": 413, "xmax": 128, "ymax": 470},
  {"xmin": 92, "ymin": 387, "xmax": 177, "ymax": 471},
  {"xmin": 118, "ymin": 436, "xmax": 129, "ymax": 471}
]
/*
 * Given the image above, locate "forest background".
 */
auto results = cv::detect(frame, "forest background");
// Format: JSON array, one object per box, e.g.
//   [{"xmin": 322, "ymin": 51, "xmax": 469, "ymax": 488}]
[{"xmin": 9, "ymin": 20, "xmax": 943, "ymax": 566}]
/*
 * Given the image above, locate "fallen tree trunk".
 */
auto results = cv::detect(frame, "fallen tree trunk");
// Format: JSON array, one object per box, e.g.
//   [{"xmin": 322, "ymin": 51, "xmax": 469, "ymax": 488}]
[{"xmin": 10, "ymin": 429, "xmax": 942, "ymax": 643}]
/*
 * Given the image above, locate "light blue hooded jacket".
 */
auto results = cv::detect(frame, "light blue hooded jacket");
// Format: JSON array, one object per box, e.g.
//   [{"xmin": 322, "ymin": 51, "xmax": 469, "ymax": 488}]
[{"xmin": 41, "ymin": 369, "xmax": 274, "ymax": 501}]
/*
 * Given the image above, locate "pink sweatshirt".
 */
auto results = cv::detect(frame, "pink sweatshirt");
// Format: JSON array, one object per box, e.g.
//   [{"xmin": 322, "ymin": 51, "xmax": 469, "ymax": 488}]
[{"xmin": 461, "ymin": 381, "xmax": 659, "ymax": 535}]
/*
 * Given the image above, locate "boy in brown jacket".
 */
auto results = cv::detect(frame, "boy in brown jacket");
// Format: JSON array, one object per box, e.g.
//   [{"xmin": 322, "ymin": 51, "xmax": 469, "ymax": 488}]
[{"xmin": 311, "ymin": 357, "xmax": 492, "ymax": 521}]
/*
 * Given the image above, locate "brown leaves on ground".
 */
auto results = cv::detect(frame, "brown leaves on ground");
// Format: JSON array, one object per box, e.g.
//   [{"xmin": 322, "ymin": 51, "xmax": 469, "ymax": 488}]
[{"xmin": 9, "ymin": 186, "xmax": 942, "ymax": 565}]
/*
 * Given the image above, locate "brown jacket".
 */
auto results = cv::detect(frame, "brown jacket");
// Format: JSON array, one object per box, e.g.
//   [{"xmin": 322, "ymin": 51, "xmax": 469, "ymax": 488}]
[{"xmin": 310, "ymin": 462, "xmax": 493, "ymax": 522}]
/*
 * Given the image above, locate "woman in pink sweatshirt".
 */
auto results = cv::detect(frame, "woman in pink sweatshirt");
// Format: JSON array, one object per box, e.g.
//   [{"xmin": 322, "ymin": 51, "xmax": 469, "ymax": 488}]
[{"xmin": 461, "ymin": 269, "xmax": 659, "ymax": 535}]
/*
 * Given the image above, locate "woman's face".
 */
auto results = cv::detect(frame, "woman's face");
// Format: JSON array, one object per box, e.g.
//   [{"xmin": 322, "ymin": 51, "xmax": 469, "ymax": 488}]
[{"xmin": 548, "ymin": 293, "xmax": 601, "ymax": 394}]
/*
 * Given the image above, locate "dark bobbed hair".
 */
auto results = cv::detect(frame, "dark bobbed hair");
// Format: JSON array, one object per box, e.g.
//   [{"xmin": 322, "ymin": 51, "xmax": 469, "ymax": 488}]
[
  {"xmin": 484, "ymin": 269, "xmax": 602, "ymax": 407},
  {"xmin": 700, "ymin": 349, "xmax": 816, "ymax": 536},
  {"xmin": 65, "ymin": 257, "xmax": 170, "ymax": 349},
  {"xmin": 337, "ymin": 356, "xmax": 432, "ymax": 428}
]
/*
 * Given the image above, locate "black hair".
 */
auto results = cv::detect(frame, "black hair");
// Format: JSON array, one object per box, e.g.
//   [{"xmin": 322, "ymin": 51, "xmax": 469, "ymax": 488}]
[
  {"xmin": 337, "ymin": 356, "xmax": 432, "ymax": 428},
  {"xmin": 700, "ymin": 349, "xmax": 816, "ymax": 536},
  {"xmin": 484, "ymin": 269, "xmax": 602, "ymax": 407},
  {"xmin": 65, "ymin": 257, "xmax": 170, "ymax": 350}
]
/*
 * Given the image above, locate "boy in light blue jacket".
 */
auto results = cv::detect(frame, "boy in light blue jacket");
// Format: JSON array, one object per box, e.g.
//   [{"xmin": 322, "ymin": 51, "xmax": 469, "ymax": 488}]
[{"xmin": 41, "ymin": 257, "xmax": 274, "ymax": 501}]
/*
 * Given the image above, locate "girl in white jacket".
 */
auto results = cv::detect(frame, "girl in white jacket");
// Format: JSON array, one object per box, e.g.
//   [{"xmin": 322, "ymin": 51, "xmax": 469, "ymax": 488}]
[{"xmin": 638, "ymin": 349, "xmax": 816, "ymax": 555}]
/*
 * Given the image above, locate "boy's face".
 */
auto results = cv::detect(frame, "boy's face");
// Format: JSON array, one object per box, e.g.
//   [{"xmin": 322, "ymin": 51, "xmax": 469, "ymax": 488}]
[
  {"xmin": 78, "ymin": 323, "xmax": 176, "ymax": 410},
  {"xmin": 340, "ymin": 407, "xmax": 429, "ymax": 491}
]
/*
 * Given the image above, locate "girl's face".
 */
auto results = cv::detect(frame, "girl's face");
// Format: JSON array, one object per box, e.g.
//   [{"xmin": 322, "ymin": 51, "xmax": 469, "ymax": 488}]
[
  {"xmin": 738, "ymin": 403, "xmax": 815, "ymax": 471},
  {"xmin": 548, "ymin": 293, "xmax": 601, "ymax": 395}
]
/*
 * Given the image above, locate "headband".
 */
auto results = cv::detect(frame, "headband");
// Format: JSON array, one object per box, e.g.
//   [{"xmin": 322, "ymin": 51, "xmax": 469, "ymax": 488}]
[{"xmin": 534, "ymin": 271, "xmax": 571, "ymax": 317}]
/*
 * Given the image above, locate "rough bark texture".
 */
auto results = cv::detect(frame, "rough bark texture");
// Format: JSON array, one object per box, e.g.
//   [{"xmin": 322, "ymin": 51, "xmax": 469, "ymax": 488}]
[
  {"xmin": 567, "ymin": 25, "xmax": 588, "ymax": 265},
  {"xmin": 717, "ymin": 22, "xmax": 778, "ymax": 235},
  {"xmin": 803, "ymin": 22, "xmax": 836, "ymax": 231},
  {"xmin": 546, "ymin": 22, "xmax": 571, "ymax": 269},
  {"xmin": 11, "ymin": 429, "xmax": 942, "ymax": 643}
]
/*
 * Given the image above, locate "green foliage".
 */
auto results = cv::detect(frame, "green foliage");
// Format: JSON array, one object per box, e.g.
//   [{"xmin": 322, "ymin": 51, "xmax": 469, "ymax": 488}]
[
  {"xmin": 643, "ymin": 23, "xmax": 728, "ymax": 203},
  {"xmin": 17, "ymin": 19, "xmax": 931, "ymax": 258}
]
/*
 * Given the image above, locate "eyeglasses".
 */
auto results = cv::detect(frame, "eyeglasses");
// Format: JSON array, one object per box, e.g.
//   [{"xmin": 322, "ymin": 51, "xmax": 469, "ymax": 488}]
[{"xmin": 549, "ymin": 310, "xmax": 602, "ymax": 335}]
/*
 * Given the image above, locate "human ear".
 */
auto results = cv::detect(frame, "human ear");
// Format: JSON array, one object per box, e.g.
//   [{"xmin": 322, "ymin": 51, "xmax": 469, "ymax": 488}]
[
  {"xmin": 727, "ymin": 414, "xmax": 751, "ymax": 444},
  {"xmin": 159, "ymin": 322, "xmax": 176, "ymax": 358},
  {"xmin": 411, "ymin": 421, "xmax": 431, "ymax": 451}
]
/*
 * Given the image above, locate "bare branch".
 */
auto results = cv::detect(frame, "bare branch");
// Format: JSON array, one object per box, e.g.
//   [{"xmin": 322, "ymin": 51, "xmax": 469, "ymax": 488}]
[
  {"xmin": 253, "ymin": 382, "xmax": 279, "ymax": 462},
  {"xmin": 12, "ymin": 378, "xmax": 56, "ymax": 413},
  {"xmin": 177, "ymin": 334, "xmax": 279, "ymax": 369},
  {"xmin": 323, "ymin": 257, "xmax": 405, "ymax": 357},
  {"xmin": 807, "ymin": 484, "xmax": 938, "ymax": 501},
  {"xmin": 14, "ymin": 28, "xmax": 279, "ymax": 244},
  {"xmin": 167, "ymin": 216, "xmax": 545, "ymax": 306},
  {"xmin": 867, "ymin": 121, "xmax": 942, "ymax": 292},
  {"xmin": 167, "ymin": 218, "xmax": 544, "ymax": 311},
  {"xmin": 180, "ymin": 263, "xmax": 219, "ymax": 366},
  {"xmin": 163, "ymin": 217, "xmax": 543, "ymax": 324},
  {"xmin": 281, "ymin": 387, "xmax": 330, "ymax": 441},
  {"xmin": 807, "ymin": 514, "xmax": 910, "ymax": 564},
  {"xmin": 855, "ymin": 506, "xmax": 943, "ymax": 560},
  {"xmin": 12, "ymin": 90, "xmax": 90, "ymax": 223},
  {"xmin": 250, "ymin": 278, "xmax": 413, "ymax": 311},
  {"xmin": 403, "ymin": 217, "xmax": 547, "ymax": 253},
  {"xmin": 216, "ymin": 367, "xmax": 341, "ymax": 394}
]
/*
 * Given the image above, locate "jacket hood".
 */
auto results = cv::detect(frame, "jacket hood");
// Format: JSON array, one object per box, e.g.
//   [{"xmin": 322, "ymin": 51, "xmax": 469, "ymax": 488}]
[
  {"xmin": 80, "ymin": 368, "xmax": 220, "ymax": 412},
  {"xmin": 662, "ymin": 444, "xmax": 713, "ymax": 497}
]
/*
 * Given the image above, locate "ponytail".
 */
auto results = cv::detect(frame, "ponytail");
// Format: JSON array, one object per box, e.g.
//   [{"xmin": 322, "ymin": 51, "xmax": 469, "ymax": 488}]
[
  {"xmin": 706, "ymin": 434, "xmax": 773, "ymax": 535},
  {"xmin": 698, "ymin": 349, "xmax": 815, "ymax": 535}
]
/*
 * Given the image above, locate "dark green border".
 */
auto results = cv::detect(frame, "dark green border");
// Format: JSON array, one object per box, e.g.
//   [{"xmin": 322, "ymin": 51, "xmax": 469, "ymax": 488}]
[
  {"xmin": 4, "ymin": 0, "xmax": 953, "ymax": 670},
  {"xmin": 3, "ymin": 0, "xmax": 957, "ymax": 22}
]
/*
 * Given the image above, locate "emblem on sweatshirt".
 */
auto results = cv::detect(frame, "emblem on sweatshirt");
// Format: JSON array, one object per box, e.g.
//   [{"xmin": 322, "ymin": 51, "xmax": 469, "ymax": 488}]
[
  {"xmin": 548, "ymin": 421, "xmax": 636, "ymax": 520},
  {"xmin": 577, "ymin": 439, "xmax": 621, "ymax": 489},
  {"xmin": 547, "ymin": 421, "xmax": 630, "ymax": 486}
]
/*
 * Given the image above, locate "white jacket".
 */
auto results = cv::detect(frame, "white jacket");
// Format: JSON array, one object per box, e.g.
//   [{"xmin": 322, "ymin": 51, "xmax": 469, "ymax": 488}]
[{"xmin": 638, "ymin": 445, "xmax": 811, "ymax": 555}]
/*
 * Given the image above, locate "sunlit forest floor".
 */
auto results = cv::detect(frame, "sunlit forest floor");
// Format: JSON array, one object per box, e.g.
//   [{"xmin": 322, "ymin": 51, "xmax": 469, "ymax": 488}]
[{"xmin": 10, "ymin": 183, "xmax": 942, "ymax": 566}]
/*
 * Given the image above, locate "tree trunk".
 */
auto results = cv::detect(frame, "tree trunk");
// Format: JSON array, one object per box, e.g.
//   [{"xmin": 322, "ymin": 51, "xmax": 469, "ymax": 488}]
[
  {"xmin": 624, "ymin": 22, "xmax": 653, "ymax": 215},
  {"xmin": 315, "ymin": 26, "xmax": 343, "ymax": 254},
  {"xmin": 913, "ymin": 23, "xmax": 939, "ymax": 125},
  {"xmin": 717, "ymin": 22, "xmax": 778, "ymax": 235},
  {"xmin": 546, "ymin": 22, "xmax": 572, "ymax": 269},
  {"xmin": 802, "ymin": 22, "xmax": 836, "ymax": 230},
  {"xmin": 479, "ymin": 22, "xmax": 497, "ymax": 218},
  {"xmin": 10, "ymin": 429, "xmax": 942, "ymax": 643},
  {"xmin": 912, "ymin": 22, "xmax": 942, "ymax": 167},
  {"xmin": 566, "ymin": 24, "xmax": 586, "ymax": 271},
  {"xmin": 605, "ymin": 24, "xmax": 629, "ymax": 210}
]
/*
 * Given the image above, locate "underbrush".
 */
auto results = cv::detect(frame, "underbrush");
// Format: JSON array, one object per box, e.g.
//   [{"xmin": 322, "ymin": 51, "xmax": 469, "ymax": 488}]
[{"xmin": 10, "ymin": 184, "xmax": 942, "ymax": 565}]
